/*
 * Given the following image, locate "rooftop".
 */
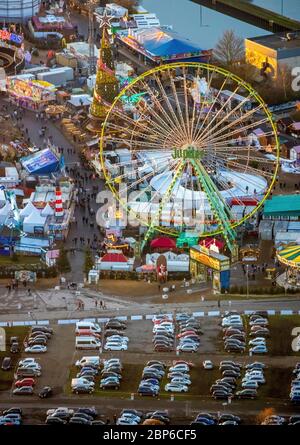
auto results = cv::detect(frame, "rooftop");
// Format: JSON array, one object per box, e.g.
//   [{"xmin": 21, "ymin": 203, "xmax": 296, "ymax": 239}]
[
  {"xmin": 264, "ymin": 194, "xmax": 300, "ymax": 216},
  {"xmin": 247, "ymin": 32, "xmax": 300, "ymax": 51}
]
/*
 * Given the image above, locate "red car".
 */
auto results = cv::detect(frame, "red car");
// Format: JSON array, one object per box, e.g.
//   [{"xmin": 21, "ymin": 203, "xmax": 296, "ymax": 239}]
[{"xmin": 14, "ymin": 378, "xmax": 36, "ymax": 388}]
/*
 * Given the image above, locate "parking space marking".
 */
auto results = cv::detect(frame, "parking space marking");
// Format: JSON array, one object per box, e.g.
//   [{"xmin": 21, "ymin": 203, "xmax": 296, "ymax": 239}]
[
  {"xmin": 280, "ymin": 310, "xmax": 294, "ymax": 315},
  {"xmin": 208, "ymin": 311, "xmax": 220, "ymax": 317},
  {"xmin": 97, "ymin": 318, "xmax": 110, "ymax": 323},
  {"xmin": 192, "ymin": 312, "xmax": 205, "ymax": 317},
  {"xmin": 115, "ymin": 316, "xmax": 128, "ymax": 321},
  {"xmin": 81, "ymin": 318, "xmax": 96, "ymax": 322},
  {"xmin": 145, "ymin": 315, "xmax": 156, "ymax": 320},
  {"xmin": 244, "ymin": 310, "xmax": 254, "ymax": 315},
  {"xmin": 58, "ymin": 319, "xmax": 79, "ymax": 324},
  {"xmin": 267, "ymin": 310, "xmax": 276, "ymax": 315},
  {"xmin": 131, "ymin": 315, "xmax": 143, "ymax": 320},
  {"xmin": 37, "ymin": 320, "xmax": 50, "ymax": 325}
]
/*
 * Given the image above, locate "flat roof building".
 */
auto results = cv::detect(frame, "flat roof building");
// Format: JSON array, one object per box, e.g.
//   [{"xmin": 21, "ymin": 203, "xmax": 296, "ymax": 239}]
[{"xmin": 245, "ymin": 32, "xmax": 300, "ymax": 78}]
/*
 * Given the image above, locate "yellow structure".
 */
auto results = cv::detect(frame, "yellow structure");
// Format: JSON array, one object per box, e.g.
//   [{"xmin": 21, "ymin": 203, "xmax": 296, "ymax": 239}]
[{"xmin": 245, "ymin": 33, "xmax": 300, "ymax": 78}]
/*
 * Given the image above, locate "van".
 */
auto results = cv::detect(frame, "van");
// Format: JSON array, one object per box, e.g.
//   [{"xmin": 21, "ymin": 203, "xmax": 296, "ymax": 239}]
[
  {"xmin": 75, "ymin": 356, "xmax": 100, "ymax": 367},
  {"xmin": 75, "ymin": 329, "xmax": 101, "ymax": 339},
  {"xmin": 75, "ymin": 337, "xmax": 101, "ymax": 350},
  {"xmin": 75, "ymin": 322, "xmax": 101, "ymax": 334}
]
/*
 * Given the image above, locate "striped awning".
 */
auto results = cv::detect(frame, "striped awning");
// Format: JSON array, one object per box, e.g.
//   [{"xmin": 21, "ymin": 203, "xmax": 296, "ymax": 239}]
[{"xmin": 277, "ymin": 245, "xmax": 300, "ymax": 268}]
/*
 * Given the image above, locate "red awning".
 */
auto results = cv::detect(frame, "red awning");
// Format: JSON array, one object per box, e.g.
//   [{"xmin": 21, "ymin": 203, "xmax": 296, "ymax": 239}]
[
  {"xmin": 230, "ymin": 198, "xmax": 259, "ymax": 206},
  {"xmin": 150, "ymin": 237, "xmax": 176, "ymax": 249},
  {"xmin": 101, "ymin": 252, "xmax": 128, "ymax": 263}
]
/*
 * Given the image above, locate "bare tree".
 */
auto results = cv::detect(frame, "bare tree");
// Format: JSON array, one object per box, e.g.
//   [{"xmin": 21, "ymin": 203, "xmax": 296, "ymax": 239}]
[{"xmin": 213, "ymin": 30, "xmax": 244, "ymax": 66}]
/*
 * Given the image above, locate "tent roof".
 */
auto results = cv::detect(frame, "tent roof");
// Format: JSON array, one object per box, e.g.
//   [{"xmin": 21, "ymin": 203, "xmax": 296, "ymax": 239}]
[
  {"xmin": 0, "ymin": 201, "xmax": 11, "ymax": 216},
  {"xmin": 151, "ymin": 237, "xmax": 176, "ymax": 249},
  {"xmin": 277, "ymin": 245, "xmax": 300, "ymax": 266},
  {"xmin": 101, "ymin": 252, "xmax": 128, "ymax": 263},
  {"xmin": 20, "ymin": 201, "xmax": 38, "ymax": 217},
  {"xmin": 41, "ymin": 203, "xmax": 55, "ymax": 216},
  {"xmin": 264, "ymin": 194, "xmax": 300, "ymax": 217},
  {"xmin": 129, "ymin": 27, "xmax": 204, "ymax": 57},
  {"xmin": 23, "ymin": 211, "xmax": 46, "ymax": 225}
]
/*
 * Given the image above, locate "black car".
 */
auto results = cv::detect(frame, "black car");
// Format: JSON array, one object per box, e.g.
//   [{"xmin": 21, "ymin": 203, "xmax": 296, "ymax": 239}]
[
  {"xmin": 76, "ymin": 407, "xmax": 98, "ymax": 419},
  {"xmin": 72, "ymin": 386, "xmax": 94, "ymax": 394},
  {"xmin": 104, "ymin": 330, "xmax": 124, "ymax": 338},
  {"xmin": 1, "ymin": 357, "xmax": 12, "ymax": 371},
  {"xmin": 101, "ymin": 371, "xmax": 122, "ymax": 380},
  {"xmin": 39, "ymin": 386, "xmax": 52, "ymax": 399},
  {"xmin": 32, "ymin": 326, "xmax": 53, "ymax": 335},
  {"xmin": 45, "ymin": 416, "xmax": 67, "ymax": 425},
  {"xmin": 212, "ymin": 391, "xmax": 233, "ymax": 400},
  {"xmin": 105, "ymin": 321, "xmax": 126, "ymax": 330},
  {"xmin": 71, "ymin": 412, "xmax": 94, "ymax": 422},
  {"xmin": 146, "ymin": 361, "xmax": 166, "ymax": 369},
  {"xmin": 289, "ymin": 415, "xmax": 300, "ymax": 424},
  {"xmin": 2, "ymin": 407, "xmax": 22, "ymax": 416},
  {"xmin": 218, "ymin": 414, "xmax": 241, "ymax": 424},
  {"xmin": 10, "ymin": 343, "xmax": 20, "ymax": 353},
  {"xmin": 222, "ymin": 370, "xmax": 240, "ymax": 378},
  {"xmin": 101, "ymin": 382, "xmax": 120, "ymax": 390},
  {"xmin": 69, "ymin": 417, "xmax": 92, "ymax": 425},
  {"xmin": 10, "ymin": 337, "xmax": 19, "ymax": 345}
]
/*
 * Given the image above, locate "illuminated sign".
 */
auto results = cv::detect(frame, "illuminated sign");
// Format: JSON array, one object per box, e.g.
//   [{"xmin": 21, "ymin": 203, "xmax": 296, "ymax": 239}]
[
  {"xmin": 0, "ymin": 30, "xmax": 23, "ymax": 45},
  {"xmin": 172, "ymin": 147, "xmax": 202, "ymax": 160},
  {"xmin": 190, "ymin": 248, "xmax": 230, "ymax": 271}
]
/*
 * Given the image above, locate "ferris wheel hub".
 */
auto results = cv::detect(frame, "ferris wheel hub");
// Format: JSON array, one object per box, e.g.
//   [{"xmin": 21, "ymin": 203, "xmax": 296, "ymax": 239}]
[{"xmin": 172, "ymin": 145, "xmax": 203, "ymax": 160}]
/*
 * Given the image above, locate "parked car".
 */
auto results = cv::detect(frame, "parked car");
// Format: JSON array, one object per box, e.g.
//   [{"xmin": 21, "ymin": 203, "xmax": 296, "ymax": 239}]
[
  {"xmin": 39, "ymin": 386, "xmax": 53, "ymax": 398},
  {"xmin": 165, "ymin": 383, "xmax": 188, "ymax": 393},
  {"xmin": 235, "ymin": 389, "xmax": 257, "ymax": 399},
  {"xmin": 15, "ymin": 378, "xmax": 35, "ymax": 388},
  {"xmin": 24, "ymin": 345, "xmax": 47, "ymax": 353},
  {"xmin": 1, "ymin": 357, "xmax": 12, "ymax": 371},
  {"xmin": 13, "ymin": 386, "xmax": 34, "ymax": 395}
]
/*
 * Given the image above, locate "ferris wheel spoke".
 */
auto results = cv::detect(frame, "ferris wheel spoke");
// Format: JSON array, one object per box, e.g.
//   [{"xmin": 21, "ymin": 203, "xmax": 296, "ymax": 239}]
[
  {"xmin": 112, "ymin": 155, "xmax": 177, "ymax": 189},
  {"xmin": 106, "ymin": 122, "xmax": 166, "ymax": 146},
  {"xmin": 198, "ymin": 117, "xmax": 270, "ymax": 149},
  {"xmin": 196, "ymin": 105, "xmax": 269, "ymax": 147},
  {"xmin": 142, "ymin": 161, "xmax": 186, "ymax": 248},
  {"xmin": 193, "ymin": 75, "xmax": 235, "ymax": 143},
  {"xmin": 137, "ymin": 80, "xmax": 183, "ymax": 137},
  {"xmin": 154, "ymin": 73, "xmax": 189, "ymax": 142},
  {"xmin": 194, "ymin": 76, "xmax": 243, "ymax": 140},
  {"xmin": 214, "ymin": 152, "xmax": 277, "ymax": 165},
  {"xmin": 195, "ymin": 90, "xmax": 257, "ymax": 144},
  {"xmin": 104, "ymin": 136, "xmax": 166, "ymax": 150},
  {"xmin": 182, "ymin": 67, "xmax": 192, "ymax": 140},
  {"xmin": 204, "ymin": 130, "xmax": 275, "ymax": 148},
  {"xmin": 192, "ymin": 68, "xmax": 219, "ymax": 141}
]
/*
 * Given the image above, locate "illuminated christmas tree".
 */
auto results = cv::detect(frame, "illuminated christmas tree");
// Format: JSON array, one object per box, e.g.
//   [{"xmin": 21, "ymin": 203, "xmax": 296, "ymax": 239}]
[{"xmin": 89, "ymin": 15, "xmax": 119, "ymax": 126}]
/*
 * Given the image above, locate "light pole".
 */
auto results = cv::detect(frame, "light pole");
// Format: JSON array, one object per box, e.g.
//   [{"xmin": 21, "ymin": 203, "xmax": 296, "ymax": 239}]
[
  {"xmin": 246, "ymin": 264, "xmax": 249, "ymax": 299},
  {"xmin": 281, "ymin": 0, "xmax": 284, "ymax": 15}
]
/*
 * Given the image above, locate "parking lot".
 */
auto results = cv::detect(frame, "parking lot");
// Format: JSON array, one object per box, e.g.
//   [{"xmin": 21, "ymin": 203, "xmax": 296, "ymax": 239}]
[{"xmin": 0, "ymin": 314, "xmax": 299, "ymax": 418}]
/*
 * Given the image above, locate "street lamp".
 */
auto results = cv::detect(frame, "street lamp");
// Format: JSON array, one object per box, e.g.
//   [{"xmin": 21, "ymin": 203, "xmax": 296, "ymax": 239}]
[{"xmin": 246, "ymin": 264, "xmax": 249, "ymax": 299}]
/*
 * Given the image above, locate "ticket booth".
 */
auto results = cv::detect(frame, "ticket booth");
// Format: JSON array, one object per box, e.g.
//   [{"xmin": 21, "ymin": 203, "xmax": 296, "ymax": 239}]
[{"xmin": 189, "ymin": 245, "xmax": 230, "ymax": 292}]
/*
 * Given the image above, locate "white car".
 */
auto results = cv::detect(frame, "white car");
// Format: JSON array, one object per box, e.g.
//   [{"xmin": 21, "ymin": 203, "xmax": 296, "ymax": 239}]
[
  {"xmin": 24, "ymin": 345, "xmax": 47, "ymax": 353},
  {"xmin": 47, "ymin": 407, "xmax": 74, "ymax": 417},
  {"xmin": 104, "ymin": 342, "xmax": 128, "ymax": 351},
  {"xmin": 21, "ymin": 362, "xmax": 41, "ymax": 370},
  {"xmin": 117, "ymin": 418, "xmax": 138, "ymax": 425},
  {"xmin": 153, "ymin": 326, "xmax": 174, "ymax": 334},
  {"xmin": 169, "ymin": 364, "xmax": 190, "ymax": 373},
  {"xmin": 248, "ymin": 338, "xmax": 266, "ymax": 347},
  {"xmin": 203, "ymin": 360, "xmax": 214, "ymax": 370},
  {"xmin": 176, "ymin": 343, "xmax": 198, "ymax": 353},
  {"xmin": 170, "ymin": 377, "xmax": 191, "ymax": 386},
  {"xmin": 108, "ymin": 336, "xmax": 129, "ymax": 343},
  {"xmin": 120, "ymin": 413, "xmax": 141, "ymax": 423},
  {"xmin": 165, "ymin": 383, "xmax": 188, "ymax": 393},
  {"xmin": 18, "ymin": 358, "xmax": 37, "ymax": 367},
  {"xmin": 103, "ymin": 359, "xmax": 123, "ymax": 367},
  {"xmin": 242, "ymin": 376, "xmax": 265, "ymax": 384}
]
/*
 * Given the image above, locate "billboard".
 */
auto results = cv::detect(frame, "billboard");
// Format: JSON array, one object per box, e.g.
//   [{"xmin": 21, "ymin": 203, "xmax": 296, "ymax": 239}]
[{"xmin": 21, "ymin": 148, "xmax": 59, "ymax": 174}]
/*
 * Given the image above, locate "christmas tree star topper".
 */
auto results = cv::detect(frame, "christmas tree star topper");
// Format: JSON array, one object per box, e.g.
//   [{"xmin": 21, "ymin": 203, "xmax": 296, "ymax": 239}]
[{"xmin": 97, "ymin": 9, "xmax": 114, "ymax": 30}]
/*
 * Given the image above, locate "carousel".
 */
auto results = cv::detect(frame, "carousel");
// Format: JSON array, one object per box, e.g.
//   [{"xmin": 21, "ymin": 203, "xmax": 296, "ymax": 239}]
[{"xmin": 276, "ymin": 244, "xmax": 300, "ymax": 288}]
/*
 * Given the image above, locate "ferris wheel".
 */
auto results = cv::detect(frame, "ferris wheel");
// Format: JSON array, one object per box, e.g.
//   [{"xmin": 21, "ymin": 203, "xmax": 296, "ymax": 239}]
[{"xmin": 100, "ymin": 63, "xmax": 279, "ymax": 252}]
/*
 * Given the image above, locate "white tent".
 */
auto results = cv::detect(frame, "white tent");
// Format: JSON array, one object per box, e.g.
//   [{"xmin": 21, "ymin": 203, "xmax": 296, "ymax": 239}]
[
  {"xmin": 0, "ymin": 201, "xmax": 11, "ymax": 224},
  {"xmin": 41, "ymin": 203, "xmax": 55, "ymax": 217},
  {"xmin": 0, "ymin": 189, "xmax": 6, "ymax": 206},
  {"xmin": 20, "ymin": 201, "xmax": 38, "ymax": 219},
  {"xmin": 23, "ymin": 211, "xmax": 47, "ymax": 234}
]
